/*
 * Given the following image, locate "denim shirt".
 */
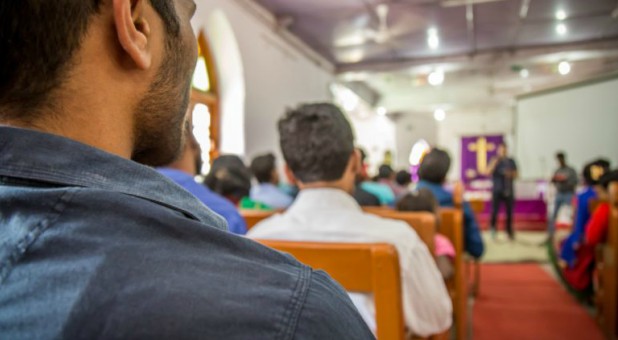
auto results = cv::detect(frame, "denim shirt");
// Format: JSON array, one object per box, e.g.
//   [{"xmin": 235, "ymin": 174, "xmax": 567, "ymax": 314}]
[
  {"xmin": 0, "ymin": 127, "xmax": 373, "ymax": 339},
  {"xmin": 416, "ymin": 180, "xmax": 485, "ymax": 258}
]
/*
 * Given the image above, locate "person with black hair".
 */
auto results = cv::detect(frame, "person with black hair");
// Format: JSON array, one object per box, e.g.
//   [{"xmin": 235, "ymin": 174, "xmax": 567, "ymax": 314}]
[
  {"xmin": 352, "ymin": 148, "xmax": 381, "ymax": 207},
  {"xmin": 0, "ymin": 2, "xmax": 373, "ymax": 338},
  {"xmin": 417, "ymin": 148, "xmax": 485, "ymax": 258},
  {"xmin": 397, "ymin": 189, "xmax": 455, "ymax": 280},
  {"xmin": 396, "ymin": 170, "xmax": 413, "ymax": 188},
  {"xmin": 560, "ymin": 159, "xmax": 612, "ymax": 266},
  {"xmin": 248, "ymin": 103, "xmax": 452, "ymax": 337},
  {"xmin": 562, "ymin": 169, "xmax": 618, "ymax": 293},
  {"xmin": 158, "ymin": 125, "xmax": 247, "ymax": 235},
  {"xmin": 486, "ymin": 143, "xmax": 518, "ymax": 241},
  {"xmin": 204, "ymin": 155, "xmax": 253, "ymax": 205},
  {"xmin": 249, "ymin": 153, "xmax": 293, "ymax": 209},
  {"xmin": 549, "ymin": 152, "xmax": 578, "ymax": 238}
]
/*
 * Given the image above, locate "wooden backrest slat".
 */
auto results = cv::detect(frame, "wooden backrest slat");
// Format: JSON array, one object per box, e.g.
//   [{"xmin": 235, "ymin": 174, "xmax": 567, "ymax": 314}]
[
  {"xmin": 257, "ymin": 241, "xmax": 405, "ymax": 340},
  {"xmin": 602, "ymin": 183, "xmax": 618, "ymax": 338},
  {"xmin": 241, "ymin": 210, "xmax": 277, "ymax": 230},
  {"xmin": 362, "ymin": 209, "xmax": 436, "ymax": 254}
]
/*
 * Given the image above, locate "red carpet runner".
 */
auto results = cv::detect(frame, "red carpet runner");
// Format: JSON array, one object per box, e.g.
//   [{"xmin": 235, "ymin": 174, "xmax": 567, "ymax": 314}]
[{"xmin": 473, "ymin": 264, "xmax": 605, "ymax": 340}]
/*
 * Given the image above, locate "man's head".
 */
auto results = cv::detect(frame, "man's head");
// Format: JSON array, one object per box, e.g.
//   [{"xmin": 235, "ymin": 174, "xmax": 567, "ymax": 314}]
[
  {"xmin": 204, "ymin": 155, "xmax": 252, "ymax": 204},
  {"xmin": 378, "ymin": 165, "xmax": 395, "ymax": 181},
  {"xmin": 556, "ymin": 152, "xmax": 566, "ymax": 166},
  {"xmin": 396, "ymin": 188, "xmax": 438, "ymax": 215},
  {"xmin": 497, "ymin": 143, "xmax": 508, "ymax": 158},
  {"xmin": 278, "ymin": 103, "xmax": 358, "ymax": 193},
  {"xmin": 396, "ymin": 170, "xmax": 412, "ymax": 187},
  {"xmin": 250, "ymin": 153, "xmax": 279, "ymax": 185},
  {"xmin": 418, "ymin": 148, "xmax": 451, "ymax": 184},
  {"xmin": 0, "ymin": 0, "xmax": 198, "ymax": 166}
]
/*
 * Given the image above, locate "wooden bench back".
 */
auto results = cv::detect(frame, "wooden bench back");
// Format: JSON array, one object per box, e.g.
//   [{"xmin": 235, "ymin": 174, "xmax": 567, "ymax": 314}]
[
  {"xmin": 362, "ymin": 208, "xmax": 436, "ymax": 254},
  {"xmin": 438, "ymin": 208, "xmax": 467, "ymax": 340},
  {"xmin": 257, "ymin": 241, "xmax": 405, "ymax": 340},
  {"xmin": 601, "ymin": 182, "xmax": 618, "ymax": 338},
  {"xmin": 240, "ymin": 210, "xmax": 277, "ymax": 230}
]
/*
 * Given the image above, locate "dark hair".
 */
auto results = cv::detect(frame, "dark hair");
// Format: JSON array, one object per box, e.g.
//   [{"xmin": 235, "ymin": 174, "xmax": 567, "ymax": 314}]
[
  {"xmin": 278, "ymin": 103, "xmax": 355, "ymax": 183},
  {"xmin": 396, "ymin": 170, "xmax": 412, "ymax": 186},
  {"xmin": 204, "ymin": 155, "xmax": 252, "ymax": 201},
  {"xmin": 0, "ymin": 0, "xmax": 179, "ymax": 121},
  {"xmin": 378, "ymin": 165, "xmax": 394, "ymax": 179},
  {"xmin": 583, "ymin": 161, "xmax": 606, "ymax": 186},
  {"xmin": 595, "ymin": 158, "xmax": 611, "ymax": 171},
  {"xmin": 396, "ymin": 188, "xmax": 438, "ymax": 214},
  {"xmin": 357, "ymin": 147, "xmax": 368, "ymax": 164},
  {"xmin": 419, "ymin": 148, "xmax": 451, "ymax": 184},
  {"xmin": 600, "ymin": 169, "xmax": 618, "ymax": 190},
  {"xmin": 556, "ymin": 152, "xmax": 566, "ymax": 161},
  {"xmin": 250, "ymin": 153, "xmax": 276, "ymax": 184}
]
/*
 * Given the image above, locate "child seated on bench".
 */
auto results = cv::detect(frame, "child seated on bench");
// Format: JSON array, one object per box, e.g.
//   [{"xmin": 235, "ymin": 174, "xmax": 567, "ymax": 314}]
[{"xmin": 397, "ymin": 189, "xmax": 456, "ymax": 279}]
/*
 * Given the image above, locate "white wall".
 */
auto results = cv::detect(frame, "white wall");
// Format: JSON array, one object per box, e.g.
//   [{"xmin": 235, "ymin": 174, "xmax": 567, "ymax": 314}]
[
  {"xmin": 348, "ymin": 108, "xmax": 397, "ymax": 175},
  {"xmin": 516, "ymin": 76, "xmax": 618, "ymax": 179},
  {"xmin": 394, "ymin": 113, "xmax": 438, "ymax": 170},
  {"xmin": 437, "ymin": 109, "xmax": 515, "ymax": 181},
  {"xmin": 192, "ymin": 1, "xmax": 334, "ymax": 160}
]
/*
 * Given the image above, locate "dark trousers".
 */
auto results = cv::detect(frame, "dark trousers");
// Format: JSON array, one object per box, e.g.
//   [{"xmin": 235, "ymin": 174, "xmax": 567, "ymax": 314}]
[{"xmin": 491, "ymin": 192, "xmax": 515, "ymax": 239}]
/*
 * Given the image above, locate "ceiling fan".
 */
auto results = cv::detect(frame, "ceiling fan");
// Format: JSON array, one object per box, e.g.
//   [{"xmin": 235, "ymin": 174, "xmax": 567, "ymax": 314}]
[
  {"xmin": 362, "ymin": 4, "xmax": 392, "ymax": 44},
  {"xmin": 334, "ymin": 3, "xmax": 412, "ymax": 48}
]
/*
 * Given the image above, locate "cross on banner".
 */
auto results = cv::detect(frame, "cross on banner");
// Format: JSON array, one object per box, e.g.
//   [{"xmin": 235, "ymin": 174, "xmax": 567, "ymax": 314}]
[{"xmin": 461, "ymin": 135, "xmax": 504, "ymax": 183}]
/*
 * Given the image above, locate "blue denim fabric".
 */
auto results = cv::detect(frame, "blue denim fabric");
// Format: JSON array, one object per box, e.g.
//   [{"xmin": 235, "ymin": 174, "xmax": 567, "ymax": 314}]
[
  {"xmin": 157, "ymin": 168, "xmax": 248, "ymax": 235},
  {"xmin": 416, "ymin": 180, "xmax": 485, "ymax": 258},
  {"xmin": 0, "ymin": 127, "xmax": 374, "ymax": 339}
]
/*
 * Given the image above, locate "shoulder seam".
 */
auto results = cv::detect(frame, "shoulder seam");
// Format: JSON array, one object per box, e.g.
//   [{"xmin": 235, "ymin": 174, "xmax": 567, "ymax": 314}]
[
  {"xmin": 0, "ymin": 188, "xmax": 76, "ymax": 283},
  {"xmin": 276, "ymin": 265, "xmax": 312, "ymax": 340}
]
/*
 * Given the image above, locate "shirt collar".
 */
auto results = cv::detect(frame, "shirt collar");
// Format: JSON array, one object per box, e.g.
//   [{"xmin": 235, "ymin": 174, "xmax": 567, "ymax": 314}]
[
  {"xmin": 0, "ymin": 126, "xmax": 227, "ymax": 230},
  {"xmin": 287, "ymin": 188, "xmax": 361, "ymax": 213}
]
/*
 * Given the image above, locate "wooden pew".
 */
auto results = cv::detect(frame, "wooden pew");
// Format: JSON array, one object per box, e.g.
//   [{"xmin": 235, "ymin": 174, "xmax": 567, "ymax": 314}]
[
  {"xmin": 364, "ymin": 207, "xmax": 466, "ymax": 340},
  {"xmin": 438, "ymin": 208, "xmax": 468, "ymax": 340},
  {"xmin": 452, "ymin": 181, "xmax": 481, "ymax": 299},
  {"xmin": 257, "ymin": 241, "xmax": 406, "ymax": 340},
  {"xmin": 600, "ymin": 182, "xmax": 618, "ymax": 338},
  {"xmin": 240, "ymin": 209, "xmax": 277, "ymax": 230},
  {"xmin": 362, "ymin": 208, "xmax": 436, "ymax": 254}
]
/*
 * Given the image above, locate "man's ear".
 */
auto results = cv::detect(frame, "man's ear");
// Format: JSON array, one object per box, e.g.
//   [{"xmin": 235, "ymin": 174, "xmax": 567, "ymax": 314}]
[
  {"xmin": 284, "ymin": 164, "xmax": 298, "ymax": 186},
  {"xmin": 113, "ymin": 0, "xmax": 152, "ymax": 69},
  {"xmin": 349, "ymin": 149, "xmax": 361, "ymax": 175}
]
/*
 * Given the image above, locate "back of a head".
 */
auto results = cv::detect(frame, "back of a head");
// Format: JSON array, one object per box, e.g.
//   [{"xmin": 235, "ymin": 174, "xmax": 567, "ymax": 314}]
[
  {"xmin": 278, "ymin": 103, "xmax": 355, "ymax": 183},
  {"xmin": 396, "ymin": 188, "xmax": 438, "ymax": 214},
  {"xmin": 556, "ymin": 152, "xmax": 566, "ymax": 163},
  {"xmin": 418, "ymin": 148, "xmax": 451, "ymax": 184},
  {"xmin": 250, "ymin": 153, "xmax": 276, "ymax": 184},
  {"xmin": 396, "ymin": 170, "xmax": 412, "ymax": 186},
  {"xmin": 378, "ymin": 165, "xmax": 394, "ymax": 180},
  {"xmin": 205, "ymin": 155, "xmax": 252, "ymax": 199}
]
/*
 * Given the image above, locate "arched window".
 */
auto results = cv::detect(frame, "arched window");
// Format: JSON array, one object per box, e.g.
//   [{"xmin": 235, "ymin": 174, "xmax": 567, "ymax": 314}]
[{"xmin": 190, "ymin": 31, "xmax": 220, "ymax": 174}]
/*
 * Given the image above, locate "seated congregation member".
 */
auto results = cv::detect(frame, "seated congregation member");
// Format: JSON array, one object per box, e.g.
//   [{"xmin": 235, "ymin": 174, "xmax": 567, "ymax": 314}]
[
  {"xmin": 158, "ymin": 126, "xmax": 247, "ymax": 235},
  {"xmin": 563, "ymin": 169, "xmax": 618, "ymax": 293},
  {"xmin": 0, "ymin": 2, "xmax": 373, "ymax": 338},
  {"xmin": 397, "ymin": 189, "xmax": 456, "ymax": 280},
  {"xmin": 416, "ymin": 148, "xmax": 485, "ymax": 259},
  {"xmin": 248, "ymin": 103, "xmax": 452, "ymax": 337},
  {"xmin": 560, "ymin": 159, "xmax": 611, "ymax": 267},
  {"xmin": 396, "ymin": 170, "xmax": 413, "ymax": 193},
  {"xmin": 353, "ymin": 148, "xmax": 381, "ymax": 207},
  {"xmin": 204, "ymin": 155, "xmax": 253, "ymax": 206},
  {"xmin": 377, "ymin": 164, "xmax": 407, "ymax": 197},
  {"xmin": 249, "ymin": 153, "xmax": 294, "ymax": 209}
]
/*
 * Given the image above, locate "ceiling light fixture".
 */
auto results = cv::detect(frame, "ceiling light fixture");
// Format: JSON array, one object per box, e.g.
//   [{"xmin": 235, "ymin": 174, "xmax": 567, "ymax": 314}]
[
  {"xmin": 556, "ymin": 23, "xmax": 567, "ymax": 35},
  {"xmin": 558, "ymin": 61, "xmax": 571, "ymax": 75},
  {"xmin": 377, "ymin": 107, "xmax": 387, "ymax": 116},
  {"xmin": 427, "ymin": 28, "xmax": 440, "ymax": 50},
  {"xmin": 519, "ymin": 68, "xmax": 529, "ymax": 78},
  {"xmin": 555, "ymin": 9, "xmax": 567, "ymax": 21},
  {"xmin": 428, "ymin": 70, "xmax": 445, "ymax": 86},
  {"xmin": 434, "ymin": 109, "xmax": 446, "ymax": 122}
]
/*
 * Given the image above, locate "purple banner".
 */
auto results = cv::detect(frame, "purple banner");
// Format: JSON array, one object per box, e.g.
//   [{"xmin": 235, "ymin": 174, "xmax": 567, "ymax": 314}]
[{"xmin": 461, "ymin": 135, "xmax": 504, "ymax": 184}]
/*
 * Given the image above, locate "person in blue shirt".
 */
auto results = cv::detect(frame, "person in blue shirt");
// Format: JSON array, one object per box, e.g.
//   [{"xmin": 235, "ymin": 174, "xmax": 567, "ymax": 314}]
[
  {"xmin": 158, "ymin": 127, "xmax": 247, "ymax": 235},
  {"xmin": 0, "ymin": 1, "xmax": 373, "ymax": 338},
  {"xmin": 416, "ymin": 148, "xmax": 485, "ymax": 258},
  {"xmin": 560, "ymin": 159, "xmax": 611, "ymax": 267},
  {"xmin": 249, "ymin": 153, "xmax": 294, "ymax": 209}
]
